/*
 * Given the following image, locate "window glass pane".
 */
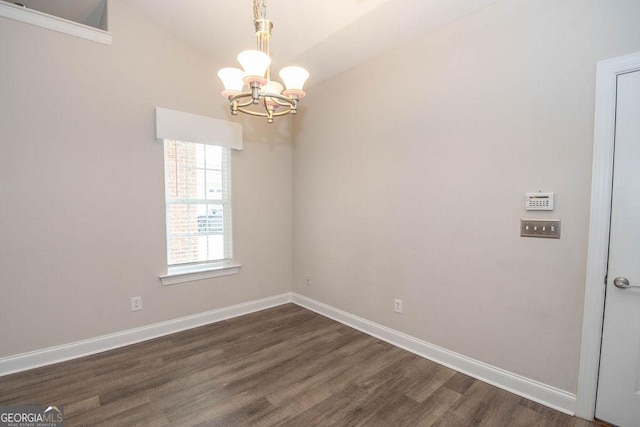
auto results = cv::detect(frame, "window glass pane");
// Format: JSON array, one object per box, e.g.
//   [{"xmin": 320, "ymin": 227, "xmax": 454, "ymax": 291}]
[
  {"xmin": 206, "ymin": 170, "xmax": 222, "ymax": 200},
  {"xmin": 195, "ymin": 143, "xmax": 205, "ymax": 169},
  {"xmin": 186, "ymin": 143, "xmax": 197, "ymax": 199},
  {"xmin": 175, "ymin": 141, "xmax": 189, "ymax": 199},
  {"xmin": 165, "ymin": 143, "xmax": 178, "ymax": 199},
  {"xmin": 196, "ymin": 169, "xmax": 206, "ymax": 200},
  {"xmin": 167, "ymin": 204, "xmax": 196, "ymax": 236},
  {"xmin": 208, "ymin": 234, "xmax": 225, "ymax": 261},
  {"xmin": 196, "ymin": 234, "xmax": 224, "ymax": 263},
  {"xmin": 197, "ymin": 204, "xmax": 223, "ymax": 234},
  {"xmin": 196, "ymin": 204, "xmax": 209, "ymax": 234},
  {"xmin": 206, "ymin": 145, "xmax": 222, "ymax": 170},
  {"xmin": 168, "ymin": 235, "xmax": 199, "ymax": 265}
]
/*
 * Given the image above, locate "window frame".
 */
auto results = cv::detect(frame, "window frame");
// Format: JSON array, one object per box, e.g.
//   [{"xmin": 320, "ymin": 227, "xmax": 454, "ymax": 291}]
[{"xmin": 159, "ymin": 140, "xmax": 240, "ymax": 285}]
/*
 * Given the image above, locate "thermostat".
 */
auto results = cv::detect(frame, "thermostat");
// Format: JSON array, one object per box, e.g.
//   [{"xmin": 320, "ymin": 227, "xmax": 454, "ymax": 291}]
[{"xmin": 526, "ymin": 192, "xmax": 554, "ymax": 210}]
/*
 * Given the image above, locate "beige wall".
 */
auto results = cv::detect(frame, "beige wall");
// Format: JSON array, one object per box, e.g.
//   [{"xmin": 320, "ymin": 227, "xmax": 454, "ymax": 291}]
[
  {"xmin": 0, "ymin": 0, "xmax": 292, "ymax": 357},
  {"xmin": 292, "ymin": 0, "xmax": 640, "ymax": 393}
]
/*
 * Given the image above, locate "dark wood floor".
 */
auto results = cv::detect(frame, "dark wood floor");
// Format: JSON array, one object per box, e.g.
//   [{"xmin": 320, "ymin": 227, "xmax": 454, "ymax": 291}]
[{"xmin": 0, "ymin": 304, "xmax": 597, "ymax": 426}]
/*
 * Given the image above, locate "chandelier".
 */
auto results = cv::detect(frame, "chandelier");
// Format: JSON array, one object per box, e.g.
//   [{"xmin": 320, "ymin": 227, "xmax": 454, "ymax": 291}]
[{"xmin": 217, "ymin": 0, "xmax": 310, "ymax": 123}]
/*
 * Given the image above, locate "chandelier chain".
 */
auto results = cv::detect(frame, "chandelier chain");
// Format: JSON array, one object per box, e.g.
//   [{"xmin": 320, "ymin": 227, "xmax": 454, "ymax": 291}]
[{"xmin": 253, "ymin": 0, "xmax": 266, "ymax": 20}]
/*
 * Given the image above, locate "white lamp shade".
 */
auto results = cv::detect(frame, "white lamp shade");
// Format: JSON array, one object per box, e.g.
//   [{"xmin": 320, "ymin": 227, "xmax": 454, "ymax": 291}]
[
  {"xmin": 279, "ymin": 66, "xmax": 309, "ymax": 91},
  {"xmin": 237, "ymin": 50, "xmax": 271, "ymax": 79},
  {"xmin": 261, "ymin": 81, "xmax": 284, "ymax": 107},
  {"xmin": 217, "ymin": 67, "xmax": 245, "ymax": 94}
]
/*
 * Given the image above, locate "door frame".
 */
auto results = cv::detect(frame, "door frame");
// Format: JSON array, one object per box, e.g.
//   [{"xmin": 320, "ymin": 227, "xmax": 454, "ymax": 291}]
[{"xmin": 576, "ymin": 51, "xmax": 640, "ymax": 420}]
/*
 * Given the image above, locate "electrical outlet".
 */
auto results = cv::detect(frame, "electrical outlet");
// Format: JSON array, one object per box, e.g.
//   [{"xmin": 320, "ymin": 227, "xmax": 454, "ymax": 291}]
[
  {"xmin": 131, "ymin": 296, "xmax": 142, "ymax": 312},
  {"xmin": 305, "ymin": 274, "xmax": 311, "ymax": 286},
  {"xmin": 394, "ymin": 299, "xmax": 403, "ymax": 314}
]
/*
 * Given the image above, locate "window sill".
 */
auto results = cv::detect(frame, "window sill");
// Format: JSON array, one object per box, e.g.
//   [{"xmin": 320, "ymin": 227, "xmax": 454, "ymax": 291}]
[{"xmin": 160, "ymin": 264, "xmax": 241, "ymax": 286}]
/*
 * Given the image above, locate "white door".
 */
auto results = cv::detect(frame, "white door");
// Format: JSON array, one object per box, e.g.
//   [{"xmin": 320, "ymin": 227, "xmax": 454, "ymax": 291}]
[{"xmin": 595, "ymin": 69, "xmax": 640, "ymax": 426}]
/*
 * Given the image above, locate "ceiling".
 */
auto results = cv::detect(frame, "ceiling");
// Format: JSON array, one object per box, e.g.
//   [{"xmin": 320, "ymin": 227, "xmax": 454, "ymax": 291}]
[
  {"xmin": 7, "ymin": 0, "xmax": 502, "ymax": 87},
  {"xmin": 126, "ymin": 0, "xmax": 502, "ymax": 87}
]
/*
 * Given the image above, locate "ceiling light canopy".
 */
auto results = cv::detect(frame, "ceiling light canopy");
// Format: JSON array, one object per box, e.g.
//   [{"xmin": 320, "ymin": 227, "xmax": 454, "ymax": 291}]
[{"xmin": 217, "ymin": 0, "xmax": 310, "ymax": 123}]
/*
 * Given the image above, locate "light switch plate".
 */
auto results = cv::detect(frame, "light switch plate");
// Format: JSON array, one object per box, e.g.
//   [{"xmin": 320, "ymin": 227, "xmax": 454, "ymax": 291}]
[{"xmin": 521, "ymin": 219, "xmax": 561, "ymax": 239}]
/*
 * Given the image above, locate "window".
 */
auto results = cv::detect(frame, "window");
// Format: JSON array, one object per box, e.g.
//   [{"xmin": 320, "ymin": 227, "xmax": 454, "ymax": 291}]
[
  {"xmin": 163, "ymin": 140, "xmax": 233, "ymax": 275},
  {"xmin": 155, "ymin": 107, "xmax": 242, "ymax": 285}
]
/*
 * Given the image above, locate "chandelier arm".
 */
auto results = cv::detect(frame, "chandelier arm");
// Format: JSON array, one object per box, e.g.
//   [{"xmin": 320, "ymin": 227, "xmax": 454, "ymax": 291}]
[
  {"xmin": 235, "ymin": 104, "xmax": 293, "ymax": 117},
  {"xmin": 261, "ymin": 92, "xmax": 295, "ymax": 107},
  {"xmin": 273, "ymin": 98, "xmax": 293, "ymax": 107},
  {"xmin": 231, "ymin": 91, "xmax": 295, "ymax": 107},
  {"xmin": 270, "ymin": 108, "xmax": 294, "ymax": 117},
  {"xmin": 236, "ymin": 104, "xmax": 293, "ymax": 117},
  {"xmin": 236, "ymin": 98, "xmax": 255, "ymax": 108},
  {"xmin": 235, "ymin": 106, "xmax": 293, "ymax": 118},
  {"xmin": 230, "ymin": 92, "xmax": 257, "ymax": 108},
  {"xmin": 236, "ymin": 107, "xmax": 269, "ymax": 118}
]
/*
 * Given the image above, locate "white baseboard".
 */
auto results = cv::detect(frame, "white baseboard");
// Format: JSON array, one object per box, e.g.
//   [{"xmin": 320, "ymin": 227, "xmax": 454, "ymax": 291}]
[
  {"xmin": 291, "ymin": 293, "xmax": 577, "ymax": 415},
  {"xmin": 0, "ymin": 291, "xmax": 578, "ymax": 416},
  {"xmin": 0, "ymin": 293, "xmax": 292, "ymax": 377}
]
